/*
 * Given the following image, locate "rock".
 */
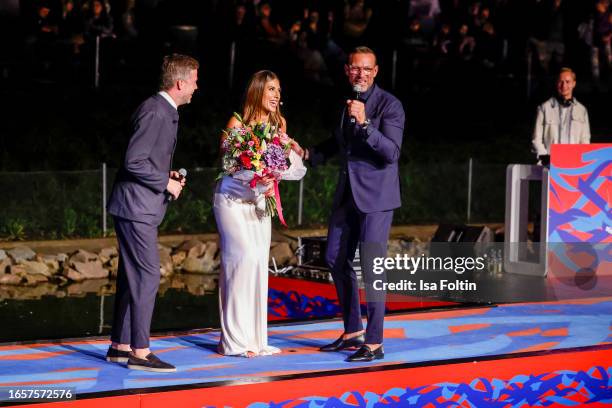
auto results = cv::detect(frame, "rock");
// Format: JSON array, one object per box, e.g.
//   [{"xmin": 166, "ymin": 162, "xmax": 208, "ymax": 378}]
[
  {"xmin": 176, "ymin": 239, "xmax": 205, "ymax": 253},
  {"xmin": 109, "ymin": 257, "xmax": 119, "ymax": 278},
  {"xmin": 36, "ymin": 255, "xmax": 61, "ymax": 275},
  {"xmin": 0, "ymin": 274, "xmax": 22, "ymax": 285},
  {"xmin": 55, "ymin": 275, "xmax": 69, "ymax": 285},
  {"xmin": 99, "ymin": 248, "xmax": 116, "ymax": 259},
  {"xmin": 158, "ymin": 244, "xmax": 172, "ymax": 257},
  {"xmin": 202, "ymin": 242, "xmax": 218, "ymax": 262},
  {"xmin": 171, "ymin": 251, "xmax": 186, "ymax": 268},
  {"xmin": 69, "ymin": 249, "xmax": 99, "ymax": 264},
  {"xmin": 0, "ymin": 258, "xmax": 12, "ymax": 274},
  {"xmin": 187, "ymin": 243, "xmax": 207, "ymax": 259},
  {"xmin": 9, "ymin": 264, "xmax": 27, "ymax": 276},
  {"xmin": 72, "ymin": 260, "xmax": 108, "ymax": 279},
  {"xmin": 170, "ymin": 277, "xmax": 186, "ymax": 290},
  {"xmin": 99, "ymin": 247, "xmax": 118, "ymax": 263},
  {"xmin": 66, "ymin": 279, "xmax": 109, "ymax": 296},
  {"xmin": 183, "ymin": 274, "xmax": 208, "ymax": 295},
  {"xmin": 201, "ymin": 275, "xmax": 217, "ymax": 291},
  {"xmin": 57, "ymin": 253, "xmax": 69, "ymax": 264},
  {"xmin": 182, "ymin": 257, "xmax": 206, "ymax": 274},
  {"xmin": 269, "ymin": 242, "xmax": 294, "ymax": 266},
  {"xmin": 63, "ymin": 268, "xmax": 85, "ymax": 282},
  {"xmin": 386, "ymin": 240, "xmax": 403, "ymax": 257},
  {"xmin": 200, "ymin": 242, "xmax": 219, "ymax": 271},
  {"xmin": 0, "ymin": 283, "xmax": 57, "ymax": 299},
  {"xmin": 0, "ymin": 250, "xmax": 6, "ymax": 261},
  {"xmin": 23, "ymin": 274, "xmax": 48, "ymax": 285},
  {"xmin": 182, "ymin": 242, "xmax": 219, "ymax": 274},
  {"xmin": 7, "ymin": 246, "xmax": 36, "ymax": 263},
  {"xmin": 22, "ymin": 261, "xmax": 51, "ymax": 277},
  {"xmin": 159, "ymin": 249, "xmax": 173, "ymax": 277}
]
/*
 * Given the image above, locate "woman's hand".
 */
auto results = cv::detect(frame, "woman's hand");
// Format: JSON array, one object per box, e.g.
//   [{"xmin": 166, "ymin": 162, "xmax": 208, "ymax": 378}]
[
  {"xmin": 264, "ymin": 186, "xmax": 275, "ymax": 197},
  {"xmin": 258, "ymin": 175, "xmax": 276, "ymax": 197}
]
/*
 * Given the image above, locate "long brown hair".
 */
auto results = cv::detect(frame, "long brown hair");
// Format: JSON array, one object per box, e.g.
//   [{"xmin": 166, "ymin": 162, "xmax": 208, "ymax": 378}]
[{"xmin": 242, "ymin": 70, "xmax": 284, "ymax": 131}]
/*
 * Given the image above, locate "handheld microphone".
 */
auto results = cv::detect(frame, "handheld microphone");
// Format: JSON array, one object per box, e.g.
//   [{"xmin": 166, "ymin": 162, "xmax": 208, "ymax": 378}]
[
  {"xmin": 169, "ymin": 168, "xmax": 187, "ymax": 201},
  {"xmin": 349, "ymin": 85, "xmax": 362, "ymax": 124}
]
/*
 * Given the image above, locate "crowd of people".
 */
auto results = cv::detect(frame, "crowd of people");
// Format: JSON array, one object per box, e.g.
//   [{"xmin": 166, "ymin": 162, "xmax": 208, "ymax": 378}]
[{"xmin": 14, "ymin": 0, "xmax": 611, "ymax": 90}]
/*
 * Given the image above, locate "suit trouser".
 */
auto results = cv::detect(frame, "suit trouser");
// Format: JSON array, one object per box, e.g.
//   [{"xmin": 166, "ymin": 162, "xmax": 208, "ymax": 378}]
[
  {"xmin": 325, "ymin": 196, "xmax": 393, "ymax": 344},
  {"xmin": 110, "ymin": 216, "xmax": 160, "ymax": 349}
]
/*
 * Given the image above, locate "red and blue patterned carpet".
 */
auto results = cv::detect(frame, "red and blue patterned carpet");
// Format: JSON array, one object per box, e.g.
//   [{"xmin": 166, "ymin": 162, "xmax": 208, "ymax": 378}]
[{"xmin": 1, "ymin": 297, "xmax": 611, "ymax": 407}]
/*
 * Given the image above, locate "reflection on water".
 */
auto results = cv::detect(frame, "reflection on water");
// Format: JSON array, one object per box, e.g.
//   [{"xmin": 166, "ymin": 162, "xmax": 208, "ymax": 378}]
[{"xmin": 0, "ymin": 272, "xmax": 221, "ymax": 343}]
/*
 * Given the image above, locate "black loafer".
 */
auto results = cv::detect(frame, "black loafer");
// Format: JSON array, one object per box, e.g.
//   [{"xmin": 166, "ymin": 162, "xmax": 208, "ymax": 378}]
[
  {"xmin": 346, "ymin": 345, "xmax": 384, "ymax": 362},
  {"xmin": 319, "ymin": 334, "xmax": 365, "ymax": 352},
  {"xmin": 127, "ymin": 353, "xmax": 176, "ymax": 373},
  {"xmin": 106, "ymin": 347, "xmax": 130, "ymax": 363}
]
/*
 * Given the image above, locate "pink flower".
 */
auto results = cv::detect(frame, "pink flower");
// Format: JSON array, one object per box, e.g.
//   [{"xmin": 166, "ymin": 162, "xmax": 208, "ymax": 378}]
[
  {"xmin": 248, "ymin": 140, "xmax": 255, "ymax": 146},
  {"xmin": 278, "ymin": 132, "xmax": 290, "ymax": 145},
  {"xmin": 272, "ymin": 137, "xmax": 281, "ymax": 145},
  {"xmin": 247, "ymin": 150, "xmax": 254, "ymax": 157},
  {"xmin": 234, "ymin": 142, "xmax": 241, "ymax": 147}
]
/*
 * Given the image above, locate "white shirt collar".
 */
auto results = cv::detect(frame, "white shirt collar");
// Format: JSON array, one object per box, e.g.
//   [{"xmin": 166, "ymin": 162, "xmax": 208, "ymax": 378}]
[{"xmin": 158, "ymin": 91, "xmax": 178, "ymax": 110}]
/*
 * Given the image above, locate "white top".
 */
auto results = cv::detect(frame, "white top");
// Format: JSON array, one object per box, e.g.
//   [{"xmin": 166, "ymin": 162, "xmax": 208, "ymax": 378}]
[
  {"xmin": 158, "ymin": 91, "xmax": 177, "ymax": 110},
  {"xmin": 559, "ymin": 104, "xmax": 572, "ymax": 145}
]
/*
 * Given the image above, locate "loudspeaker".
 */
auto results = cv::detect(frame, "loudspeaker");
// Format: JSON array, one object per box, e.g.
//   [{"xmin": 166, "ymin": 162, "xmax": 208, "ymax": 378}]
[
  {"xmin": 298, "ymin": 236, "xmax": 328, "ymax": 269},
  {"xmin": 430, "ymin": 224, "xmax": 492, "ymax": 258},
  {"xmin": 432, "ymin": 224, "xmax": 492, "ymax": 243}
]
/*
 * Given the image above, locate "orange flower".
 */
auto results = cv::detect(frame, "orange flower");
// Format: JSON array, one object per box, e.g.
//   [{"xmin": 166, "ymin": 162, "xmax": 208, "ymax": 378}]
[{"xmin": 251, "ymin": 134, "xmax": 260, "ymax": 150}]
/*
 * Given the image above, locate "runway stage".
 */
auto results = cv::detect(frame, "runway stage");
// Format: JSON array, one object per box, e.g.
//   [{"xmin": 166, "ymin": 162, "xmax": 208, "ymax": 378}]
[{"xmin": 1, "ymin": 295, "xmax": 611, "ymax": 407}]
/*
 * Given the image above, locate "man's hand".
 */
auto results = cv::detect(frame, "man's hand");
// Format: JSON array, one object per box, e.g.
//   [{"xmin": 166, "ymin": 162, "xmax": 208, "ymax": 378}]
[
  {"xmin": 290, "ymin": 139, "xmax": 305, "ymax": 158},
  {"xmin": 170, "ymin": 170, "xmax": 186, "ymax": 187},
  {"xmin": 346, "ymin": 99, "xmax": 366, "ymax": 125},
  {"xmin": 167, "ymin": 178, "xmax": 183, "ymax": 200}
]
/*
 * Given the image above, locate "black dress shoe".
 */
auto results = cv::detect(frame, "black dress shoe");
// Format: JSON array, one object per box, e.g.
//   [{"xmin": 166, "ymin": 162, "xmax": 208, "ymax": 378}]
[
  {"xmin": 319, "ymin": 334, "xmax": 365, "ymax": 352},
  {"xmin": 106, "ymin": 347, "xmax": 130, "ymax": 363},
  {"xmin": 127, "ymin": 353, "xmax": 176, "ymax": 373},
  {"xmin": 346, "ymin": 345, "xmax": 384, "ymax": 362}
]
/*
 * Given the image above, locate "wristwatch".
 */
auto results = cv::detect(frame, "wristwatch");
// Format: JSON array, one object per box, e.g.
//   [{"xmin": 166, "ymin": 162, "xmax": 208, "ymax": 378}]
[{"xmin": 361, "ymin": 118, "xmax": 371, "ymax": 130}]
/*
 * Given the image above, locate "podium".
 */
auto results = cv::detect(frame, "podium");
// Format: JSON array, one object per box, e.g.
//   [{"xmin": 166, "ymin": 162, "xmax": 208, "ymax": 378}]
[{"xmin": 505, "ymin": 144, "xmax": 611, "ymax": 278}]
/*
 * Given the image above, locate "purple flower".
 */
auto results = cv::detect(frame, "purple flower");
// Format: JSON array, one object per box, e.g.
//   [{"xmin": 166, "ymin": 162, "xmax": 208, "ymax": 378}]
[{"xmin": 263, "ymin": 144, "xmax": 288, "ymax": 172}]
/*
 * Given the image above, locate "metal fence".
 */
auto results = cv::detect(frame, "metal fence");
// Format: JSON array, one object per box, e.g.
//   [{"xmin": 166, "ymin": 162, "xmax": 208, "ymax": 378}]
[{"xmin": 0, "ymin": 161, "xmax": 507, "ymax": 240}]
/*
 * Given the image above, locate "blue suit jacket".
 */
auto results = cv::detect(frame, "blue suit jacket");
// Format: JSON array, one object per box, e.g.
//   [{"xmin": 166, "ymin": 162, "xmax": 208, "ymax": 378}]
[
  {"xmin": 311, "ymin": 84, "xmax": 405, "ymax": 213},
  {"xmin": 107, "ymin": 94, "xmax": 179, "ymax": 226}
]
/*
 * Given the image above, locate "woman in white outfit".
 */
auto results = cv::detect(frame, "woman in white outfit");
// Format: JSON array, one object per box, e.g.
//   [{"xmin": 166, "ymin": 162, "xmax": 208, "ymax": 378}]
[{"xmin": 214, "ymin": 70, "xmax": 305, "ymax": 358}]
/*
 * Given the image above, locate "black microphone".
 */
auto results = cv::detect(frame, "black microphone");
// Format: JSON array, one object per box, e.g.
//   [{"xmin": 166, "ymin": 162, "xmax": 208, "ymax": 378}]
[
  {"xmin": 168, "ymin": 168, "xmax": 187, "ymax": 201},
  {"xmin": 349, "ymin": 85, "xmax": 362, "ymax": 124}
]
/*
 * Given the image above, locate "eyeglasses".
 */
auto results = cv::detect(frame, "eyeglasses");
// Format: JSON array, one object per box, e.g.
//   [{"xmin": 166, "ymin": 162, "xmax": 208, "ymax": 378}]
[{"xmin": 348, "ymin": 66, "xmax": 375, "ymax": 74}]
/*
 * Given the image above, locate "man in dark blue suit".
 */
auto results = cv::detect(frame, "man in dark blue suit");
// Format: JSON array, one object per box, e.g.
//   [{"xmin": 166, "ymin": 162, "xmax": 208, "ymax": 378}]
[
  {"xmin": 305, "ymin": 46, "xmax": 405, "ymax": 362},
  {"xmin": 106, "ymin": 54, "xmax": 199, "ymax": 372}
]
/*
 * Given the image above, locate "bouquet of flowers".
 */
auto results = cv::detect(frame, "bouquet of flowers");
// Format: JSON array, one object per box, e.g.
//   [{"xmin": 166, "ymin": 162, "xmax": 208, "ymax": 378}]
[{"xmin": 218, "ymin": 112, "xmax": 296, "ymax": 225}]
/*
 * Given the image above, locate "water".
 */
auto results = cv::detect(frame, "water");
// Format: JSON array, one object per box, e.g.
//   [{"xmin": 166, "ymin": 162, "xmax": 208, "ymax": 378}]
[{"xmin": 1, "ymin": 274, "xmax": 220, "ymax": 343}]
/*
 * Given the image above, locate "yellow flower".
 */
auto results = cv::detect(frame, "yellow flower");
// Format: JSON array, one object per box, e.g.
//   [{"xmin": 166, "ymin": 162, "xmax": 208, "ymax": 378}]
[
  {"xmin": 254, "ymin": 153, "xmax": 261, "ymax": 160},
  {"xmin": 252, "ymin": 160, "xmax": 261, "ymax": 169}
]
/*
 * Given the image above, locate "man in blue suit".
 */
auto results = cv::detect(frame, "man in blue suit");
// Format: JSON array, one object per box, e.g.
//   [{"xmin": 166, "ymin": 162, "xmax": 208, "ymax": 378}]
[
  {"xmin": 305, "ymin": 46, "xmax": 405, "ymax": 362},
  {"xmin": 106, "ymin": 54, "xmax": 199, "ymax": 372}
]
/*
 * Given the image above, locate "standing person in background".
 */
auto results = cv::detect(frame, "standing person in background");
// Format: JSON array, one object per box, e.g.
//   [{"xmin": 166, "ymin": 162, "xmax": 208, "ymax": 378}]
[
  {"xmin": 532, "ymin": 67, "xmax": 591, "ymax": 165},
  {"xmin": 106, "ymin": 54, "xmax": 199, "ymax": 372}
]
